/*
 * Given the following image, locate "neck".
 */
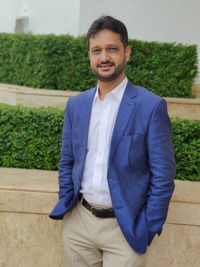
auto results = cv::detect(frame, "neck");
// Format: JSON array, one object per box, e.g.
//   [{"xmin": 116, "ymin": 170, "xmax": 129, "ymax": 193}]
[{"xmin": 98, "ymin": 74, "xmax": 125, "ymax": 100}]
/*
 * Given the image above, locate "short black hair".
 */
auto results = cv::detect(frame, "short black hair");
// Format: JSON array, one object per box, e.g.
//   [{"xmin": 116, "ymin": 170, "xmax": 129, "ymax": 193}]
[{"xmin": 86, "ymin": 16, "xmax": 128, "ymax": 48}]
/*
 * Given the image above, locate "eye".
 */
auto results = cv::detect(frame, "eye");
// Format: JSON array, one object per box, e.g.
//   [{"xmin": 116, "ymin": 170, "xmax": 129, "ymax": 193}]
[
  {"xmin": 92, "ymin": 49, "xmax": 101, "ymax": 55},
  {"xmin": 108, "ymin": 47, "xmax": 117, "ymax": 52}
]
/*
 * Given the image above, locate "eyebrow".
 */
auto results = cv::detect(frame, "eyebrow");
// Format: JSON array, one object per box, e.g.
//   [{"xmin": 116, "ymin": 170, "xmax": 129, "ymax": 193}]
[{"xmin": 90, "ymin": 44, "xmax": 119, "ymax": 50}]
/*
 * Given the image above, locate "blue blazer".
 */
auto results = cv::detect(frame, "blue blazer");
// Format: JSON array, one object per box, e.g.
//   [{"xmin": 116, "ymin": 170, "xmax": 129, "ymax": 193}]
[{"xmin": 50, "ymin": 80, "xmax": 176, "ymax": 254}]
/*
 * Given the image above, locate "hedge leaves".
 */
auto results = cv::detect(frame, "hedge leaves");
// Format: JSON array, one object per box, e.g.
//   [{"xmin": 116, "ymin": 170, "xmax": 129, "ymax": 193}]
[
  {"xmin": 0, "ymin": 33, "xmax": 198, "ymax": 97},
  {"xmin": 0, "ymin": 104, "xmax": 199, "ymax": 181}
]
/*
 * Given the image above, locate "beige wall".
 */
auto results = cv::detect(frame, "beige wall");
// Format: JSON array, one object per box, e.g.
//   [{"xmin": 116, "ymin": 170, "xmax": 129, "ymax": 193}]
[{"xmin": 0, "ymin": 168, "xmax": 200, "ymax": 267}]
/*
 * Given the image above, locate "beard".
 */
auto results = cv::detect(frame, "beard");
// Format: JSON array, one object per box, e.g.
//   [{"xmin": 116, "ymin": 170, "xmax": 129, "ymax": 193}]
[{"xmin": 91, "ymin": 57, "xmax": 127, "ymax": 82}]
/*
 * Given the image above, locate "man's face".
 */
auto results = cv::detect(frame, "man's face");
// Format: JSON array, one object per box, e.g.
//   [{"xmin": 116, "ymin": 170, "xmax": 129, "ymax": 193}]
[{"xmin": 88, "ymin": 29, "xmax": 131, "ymax": 82}]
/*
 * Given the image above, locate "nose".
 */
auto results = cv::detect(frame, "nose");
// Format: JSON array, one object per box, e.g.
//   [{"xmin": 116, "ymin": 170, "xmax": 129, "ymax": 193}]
[{"xmin": 100, "ymin": 49, "xmax": 110, "ymax": 62}]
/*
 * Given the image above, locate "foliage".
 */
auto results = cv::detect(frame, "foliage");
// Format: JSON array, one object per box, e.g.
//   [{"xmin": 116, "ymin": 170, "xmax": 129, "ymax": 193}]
[
  {"xmin": 0, "ymin": 104, "xmax": 199, "ymax": 181},
  {"xmin": 172, "ymin": 118, "xmax": 200, "ymax": 181},
  {"xmin": 127, "ymin": 40, "xmax": 198, "ymax": 98},
  {"xmin": 0, "ymin": 104, "xmax": 63, "ymax": 170},
  {"xmin": 0, "ymin": 33, "xmax": 198, "ymax": 97}
]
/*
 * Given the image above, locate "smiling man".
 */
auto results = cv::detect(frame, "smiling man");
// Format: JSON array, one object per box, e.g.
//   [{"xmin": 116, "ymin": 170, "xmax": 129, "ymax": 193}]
[
  {"xmin": 89, "ymin": 28, "xmax": 131, "ymax": 88},
  {"xmin": 50, "ymin": 16, "xmax": 176, "ymax": 267}
]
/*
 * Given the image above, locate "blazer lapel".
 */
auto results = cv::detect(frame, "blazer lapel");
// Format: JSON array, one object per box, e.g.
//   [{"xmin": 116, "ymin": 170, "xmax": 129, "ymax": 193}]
[
  {"xmin": 108, "ymin": 81, "xmax": 137, "ymax": 168},
  {"xmin": 78, "ymin": 87, "xmax": 96, "ymax": 157}
]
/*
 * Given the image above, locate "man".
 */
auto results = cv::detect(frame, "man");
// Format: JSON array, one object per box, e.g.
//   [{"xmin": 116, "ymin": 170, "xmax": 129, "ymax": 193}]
[{"xmin": 50, "ymin": 16, "xmax": 176, "ymax": 267}]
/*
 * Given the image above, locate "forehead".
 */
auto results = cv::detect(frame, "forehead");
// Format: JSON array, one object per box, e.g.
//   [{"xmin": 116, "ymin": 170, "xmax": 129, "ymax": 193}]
[{"xmin": 89, "ymin": 29, "xmax": 123, "ymax": 48}]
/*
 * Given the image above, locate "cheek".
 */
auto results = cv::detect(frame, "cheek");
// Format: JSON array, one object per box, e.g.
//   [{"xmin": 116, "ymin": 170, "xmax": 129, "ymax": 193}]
[
  {"xmin": 91, "ymin": 59, "xmax": 100, "ymax": 70},
  {"xmin": 114, "ymin": 55, "xmax": 126, "ymax": 66}
]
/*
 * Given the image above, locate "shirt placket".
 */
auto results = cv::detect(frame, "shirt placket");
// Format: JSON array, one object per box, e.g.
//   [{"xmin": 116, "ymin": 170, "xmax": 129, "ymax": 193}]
[{"xmin": 92, "ymin": 98, "xmax": 109, "ymax": 200}]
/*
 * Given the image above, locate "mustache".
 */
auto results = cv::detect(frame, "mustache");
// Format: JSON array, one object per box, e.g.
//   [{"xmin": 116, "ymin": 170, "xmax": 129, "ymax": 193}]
[{"xmin": 97, "ymin": 60, "xmax": 114, "ymax": 67}]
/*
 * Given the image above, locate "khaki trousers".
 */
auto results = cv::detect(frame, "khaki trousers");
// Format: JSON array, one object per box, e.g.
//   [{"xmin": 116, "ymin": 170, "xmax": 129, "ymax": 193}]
[{"xmin": 63, "ymin": 202, "xmax": 147, "ymax": 267}]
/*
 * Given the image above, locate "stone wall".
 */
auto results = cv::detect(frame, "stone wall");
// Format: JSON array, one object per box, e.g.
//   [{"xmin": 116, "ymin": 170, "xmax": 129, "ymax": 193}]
[{"xmin": 0, "ymin": 83, "xmax": 200, "ymax": 120}]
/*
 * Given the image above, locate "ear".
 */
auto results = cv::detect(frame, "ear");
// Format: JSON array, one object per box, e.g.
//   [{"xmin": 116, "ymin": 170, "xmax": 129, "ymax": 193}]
[{"xmin": 125, "ymin": 46, "xmax": 131, "ymax": 62}]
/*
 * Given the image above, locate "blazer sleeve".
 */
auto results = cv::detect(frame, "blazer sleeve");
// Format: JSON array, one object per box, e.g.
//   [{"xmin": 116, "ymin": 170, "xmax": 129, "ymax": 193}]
[
  {"xmin": 146, "ymin": 98, "xmax": 176, "ymax": 244},
  {"xmin": 58, "ymin": 98, "xmax": 74, "ymax": 200}
]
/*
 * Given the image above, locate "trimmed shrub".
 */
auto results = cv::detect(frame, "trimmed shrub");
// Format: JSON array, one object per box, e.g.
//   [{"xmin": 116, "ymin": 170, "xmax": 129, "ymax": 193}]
[
  {"xmin": 0, "ymin": 33, "xmax": 198, "ymax": 97},
  {"xmin": 0, "ymin": 104, "xmax": 199, "ymax": 180},
  {"xmin": 127, "ymin": 40, "xmax": 198, "ymax": 98},
  {"xmin": 0, "ymin": 104, "xmax": 62, "ymax": 170},
  {"xmin": 172, "ymin": 118, "xmax": 200, "ymax": 181}
]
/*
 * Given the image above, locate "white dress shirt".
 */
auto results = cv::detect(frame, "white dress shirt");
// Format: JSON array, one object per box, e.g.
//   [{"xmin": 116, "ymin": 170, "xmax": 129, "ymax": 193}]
[{"xmin": 80, "ymin": 77, "xmax": 128, "ymax": 207}]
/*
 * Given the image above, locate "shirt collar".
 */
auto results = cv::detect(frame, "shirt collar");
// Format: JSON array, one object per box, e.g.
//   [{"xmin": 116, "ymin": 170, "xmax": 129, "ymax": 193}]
[{"xmin": 93, "ymin": 77, "xmax": 128, "ymax": 103}]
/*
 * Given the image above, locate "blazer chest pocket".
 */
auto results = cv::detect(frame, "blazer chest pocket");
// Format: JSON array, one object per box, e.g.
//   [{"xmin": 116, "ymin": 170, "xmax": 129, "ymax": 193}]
[{"xmin": 129, "ymin": 134, "xmax": 148, "ymax": 167}]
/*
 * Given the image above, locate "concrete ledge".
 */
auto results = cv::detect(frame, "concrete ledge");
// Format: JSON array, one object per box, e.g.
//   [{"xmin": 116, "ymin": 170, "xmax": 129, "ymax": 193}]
[
  {"xmin": 192, "ymin": 82, "xmax": 200, "ymax": 98},
  {"xmin": 0, "ymin": 168, "xmax": 200, "ymax": 266},
  {"xmin": 0, "ymin": 83, "xmax": 78, "ymax": 109},
  {"xmin": 0, "ymin": 83, "xmax": 200, "ymax": 120},
  {"xmin": 165, "ymin": 97, "xmax": 200, "ymax": 120}
]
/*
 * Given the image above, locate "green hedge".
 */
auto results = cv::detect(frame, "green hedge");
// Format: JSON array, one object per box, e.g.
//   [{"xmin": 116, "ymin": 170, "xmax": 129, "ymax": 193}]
[
  {"xmin": 0, "ymin": 104, "xmax": 199, "ymax": 181},
  {"xmin": 172, "ymin": 118, "xmax": 200, "ymax": 181},
  {"xmin": 0, "ymin": 104, "xmax": 63, "ymax": 170},
  {"xmin": 0, "ymin": 33, "xmax": 198, "ymax": 98}
]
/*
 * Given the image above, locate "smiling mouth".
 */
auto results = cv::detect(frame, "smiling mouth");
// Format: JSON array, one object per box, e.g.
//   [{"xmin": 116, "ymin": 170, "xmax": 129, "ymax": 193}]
[{"xmin": 98, "ymin": 63, "xmax": 114, "ymax": 70}]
